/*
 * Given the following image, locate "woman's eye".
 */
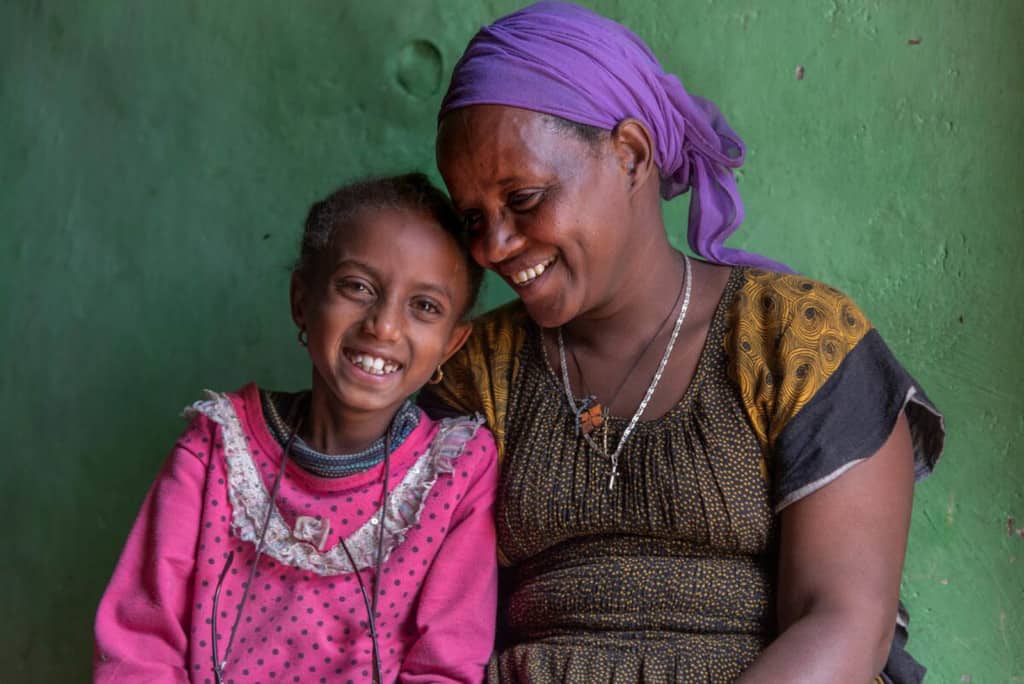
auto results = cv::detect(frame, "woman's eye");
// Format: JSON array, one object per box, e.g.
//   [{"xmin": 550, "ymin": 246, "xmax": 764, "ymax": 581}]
[
  {"xmin": 462, "ymin": 211, "xmax": 483, "ymax": 233},
  {"xmin": 509, "ymin": 190, "xmax": 544, "ymax": 211}
]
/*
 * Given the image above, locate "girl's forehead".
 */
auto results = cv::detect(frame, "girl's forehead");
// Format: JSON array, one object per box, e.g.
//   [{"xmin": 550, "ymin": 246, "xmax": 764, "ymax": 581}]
[
  {"xmin": 336, "ymin": 208, "xmax": 448, "ymax": 250},
  {"xmin": 326, "ymin": 212, "xmax": 469, "ymax": 301},
  {"xmin": 327, "ymin": 211, "xmax": 459, "ymax": 271}
]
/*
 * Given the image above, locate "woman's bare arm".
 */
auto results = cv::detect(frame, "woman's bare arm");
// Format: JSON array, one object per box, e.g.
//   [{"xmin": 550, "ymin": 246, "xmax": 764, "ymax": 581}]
[{"xmin": 738, "ymin": 413, "xmax": 915, "ymax": 683}]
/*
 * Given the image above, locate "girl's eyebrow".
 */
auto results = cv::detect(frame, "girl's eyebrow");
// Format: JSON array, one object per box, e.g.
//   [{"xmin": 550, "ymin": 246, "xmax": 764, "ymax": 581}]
[
  {"xmin": 332, "ymin": 258, "xmax": 455, "ymax": 303},
  {"xmin": 411, "ymin": 280, "xmax": 455, "ymax": 303},
  {"xmin": 331, "ymin": 257, "xmax": 378, "ymax": 277}
]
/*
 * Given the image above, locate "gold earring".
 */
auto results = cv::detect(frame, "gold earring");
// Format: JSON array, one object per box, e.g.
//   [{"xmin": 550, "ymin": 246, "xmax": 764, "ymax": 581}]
[
  {"xmin": 297, "ymin": 328, "xmax": 308, "ymax": 347},
  {"xmin": 428, "ymin": 365, "xmax": 444, "ymax": 384}
]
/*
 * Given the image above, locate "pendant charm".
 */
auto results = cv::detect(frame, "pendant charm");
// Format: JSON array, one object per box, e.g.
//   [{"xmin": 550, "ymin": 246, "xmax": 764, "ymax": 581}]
[
  {"xmin": 608, "ymin": 463, "xmax": 618, "ymax": 490},
  {"xmin": 574, "ymin": 395, "xmax": 604, "ymax": 435},
  {"xmin": 579, "ymin": 403, "xmax": 605, "ymax": 435}
]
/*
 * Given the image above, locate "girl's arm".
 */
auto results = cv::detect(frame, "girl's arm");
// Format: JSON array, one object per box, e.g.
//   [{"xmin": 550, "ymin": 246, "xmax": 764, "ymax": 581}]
[
  {"xmin": 737, "ymin": 414, "xmax": 915, "ymax": 683},
  {"xmin": 94, "ymin": 423, "xmax": 210, "ymax": 683},
  {"xmin": 399, "ymin": 431, "xmax": 499, "ymax": 684}
]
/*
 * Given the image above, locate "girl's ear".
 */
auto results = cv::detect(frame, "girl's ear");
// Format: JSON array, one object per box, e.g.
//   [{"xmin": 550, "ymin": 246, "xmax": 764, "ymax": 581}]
[
  {"xmin": 610, "ymin": 117, "xmax": 656, "ymax": 195},
  {"xmin": 441, "ymin": 320, "xmax": 473, "ymax": 364},
  {"xmin": 290, "ymin": 272, "xmax": 308, "ymax": 331}
]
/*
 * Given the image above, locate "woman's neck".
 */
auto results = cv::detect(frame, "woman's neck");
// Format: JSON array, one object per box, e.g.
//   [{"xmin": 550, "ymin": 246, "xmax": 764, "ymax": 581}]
[
  {"xmin": 563, "ymin": 229, "xmax": 688, "ymax": 360},
  {"xmin": 301, "ymin": 375, "xmax": 399, "ymax": 454}
]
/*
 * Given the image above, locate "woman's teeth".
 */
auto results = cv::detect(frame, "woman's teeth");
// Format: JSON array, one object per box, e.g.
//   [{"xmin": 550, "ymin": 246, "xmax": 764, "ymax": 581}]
[
  {"xmin": 512, "ymin": 256, "xmax": 556, "ymax": 286},
  {"xmin": 347, "ymin": 352, "xmax": 400, "ymax": 375}
]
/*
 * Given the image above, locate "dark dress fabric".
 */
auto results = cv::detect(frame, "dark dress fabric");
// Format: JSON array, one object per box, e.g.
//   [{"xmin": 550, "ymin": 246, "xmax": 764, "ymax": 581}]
[{"xmin": 420, "ymin": 267, "xmax": 944, "ymax": 683}]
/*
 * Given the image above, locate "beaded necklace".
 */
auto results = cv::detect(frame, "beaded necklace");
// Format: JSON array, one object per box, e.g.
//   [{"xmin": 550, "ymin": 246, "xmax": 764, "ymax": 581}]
[{"xmin": 261, "ymin": 389, "xmax": 419, "ymax": 478}]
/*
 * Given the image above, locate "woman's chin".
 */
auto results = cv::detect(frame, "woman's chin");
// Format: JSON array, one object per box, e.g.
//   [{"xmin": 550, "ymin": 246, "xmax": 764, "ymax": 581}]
[{"xmin": 520, "ymin": 295, "xmax": 577, "ymax": 330}]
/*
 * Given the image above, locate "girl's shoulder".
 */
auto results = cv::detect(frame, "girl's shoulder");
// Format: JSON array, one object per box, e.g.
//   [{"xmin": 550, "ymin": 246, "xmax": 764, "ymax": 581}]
[
  {"xmin": 420, "ymin": 411, "xmax": 498, "ymax": 476},
  {"xmin": 175, "ymin": 382, "xmax": 263, "ymax": 457}
]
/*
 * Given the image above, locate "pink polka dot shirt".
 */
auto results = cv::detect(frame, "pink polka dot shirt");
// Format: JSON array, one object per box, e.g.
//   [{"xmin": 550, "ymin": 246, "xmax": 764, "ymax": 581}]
[{"xmin": 95, "ymin": 383, "xmax": 498, "ymax": 683}]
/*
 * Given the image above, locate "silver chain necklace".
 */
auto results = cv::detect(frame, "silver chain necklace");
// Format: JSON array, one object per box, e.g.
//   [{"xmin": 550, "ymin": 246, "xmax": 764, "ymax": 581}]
[{"xmin": 557, "ymin": 253, "xmax": 692, "ymax": 490}]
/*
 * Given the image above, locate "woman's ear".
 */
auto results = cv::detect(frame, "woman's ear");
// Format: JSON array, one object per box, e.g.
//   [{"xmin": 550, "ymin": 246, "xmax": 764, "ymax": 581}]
[
  {"xmin": 610, "ymin": 118, "xmax": 656, "ymax": 194},
  {"xmin": 290, "ymin": 272, "xmax": 308, "ymax": 331}
]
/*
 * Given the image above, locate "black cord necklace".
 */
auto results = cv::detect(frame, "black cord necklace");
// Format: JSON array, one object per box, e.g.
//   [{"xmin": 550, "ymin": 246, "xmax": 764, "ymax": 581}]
[{"xmin": 211, "ymin": 394, "xmax": 393, "ymax": 684}]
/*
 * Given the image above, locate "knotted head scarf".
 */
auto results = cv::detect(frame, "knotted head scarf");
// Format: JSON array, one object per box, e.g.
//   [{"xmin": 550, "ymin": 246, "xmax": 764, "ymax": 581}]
[{"xmin": 438, "ymin": 0, "xmax": 788, "ymax": 271}]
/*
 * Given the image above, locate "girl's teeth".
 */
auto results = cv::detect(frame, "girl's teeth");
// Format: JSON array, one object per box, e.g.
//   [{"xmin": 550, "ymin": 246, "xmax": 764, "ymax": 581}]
[{"xmin": 350, "ymin": 353, "xmax": 399, "ymax": 375}]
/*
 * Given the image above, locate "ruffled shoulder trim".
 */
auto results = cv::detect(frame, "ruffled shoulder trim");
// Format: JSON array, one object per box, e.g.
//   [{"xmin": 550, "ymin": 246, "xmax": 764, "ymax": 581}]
[{"xmin": 185, "ymin": 391, "xmax": 483, "ymax": 576}]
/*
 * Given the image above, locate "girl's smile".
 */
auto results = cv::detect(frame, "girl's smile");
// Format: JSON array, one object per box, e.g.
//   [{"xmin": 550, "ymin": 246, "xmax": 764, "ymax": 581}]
[
  {"xmin": 292, "ymin": 207, "xmax": 472, "ymax": 452},
  {"xmin": 343, "ymin": 347, "xmax": 403, "ymax": 377}
]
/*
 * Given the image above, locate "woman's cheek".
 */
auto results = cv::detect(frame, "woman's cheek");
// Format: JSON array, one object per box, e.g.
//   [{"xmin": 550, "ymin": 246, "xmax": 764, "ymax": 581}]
[{"xmin": 469, "ymin": 238, "xmax": 490, "ymax": 269}]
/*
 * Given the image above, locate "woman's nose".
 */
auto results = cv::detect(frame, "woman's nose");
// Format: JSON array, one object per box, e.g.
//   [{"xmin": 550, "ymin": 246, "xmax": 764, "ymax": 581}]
[{"xmin": 478, "ymin": 210, "xmax": 525, "ymax": 265}]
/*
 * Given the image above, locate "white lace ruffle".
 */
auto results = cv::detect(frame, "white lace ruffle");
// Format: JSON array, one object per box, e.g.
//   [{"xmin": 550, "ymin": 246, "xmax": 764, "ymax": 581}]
[{"xmin": 184, "ymin": 391, "xmax": 483, "ymax": 576}]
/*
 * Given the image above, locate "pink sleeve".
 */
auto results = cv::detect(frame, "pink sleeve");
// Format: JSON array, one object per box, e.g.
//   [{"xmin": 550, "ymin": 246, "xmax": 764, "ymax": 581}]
[
  {"xmin": 93, "ymin": 419, "xmax": 210, "ymax": 683},
  {"xmin": 399, "ymin": 429, "xmax": 499, "ymax": 684}
]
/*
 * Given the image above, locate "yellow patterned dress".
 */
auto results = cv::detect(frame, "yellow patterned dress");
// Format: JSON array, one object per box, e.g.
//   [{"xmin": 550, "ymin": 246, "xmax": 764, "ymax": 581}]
[{"xmin": 419, "ymin": 268, "xmax": 944, "ymax": 684}]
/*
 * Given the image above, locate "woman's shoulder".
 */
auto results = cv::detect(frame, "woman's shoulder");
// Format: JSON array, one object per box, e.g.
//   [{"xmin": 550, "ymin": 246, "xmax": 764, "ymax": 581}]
[
  {"xmin": 724, "ymin": 267, "xmax": 875, "ymax": 395},
  {"xmin": 469, "ymin": 298, "xmax": 531, "ymax": 342},
  {"xmin": 727, "ymin": 267, "xmax": 872, "ymax": 341},
  {"xmin": 418, "ymin": 300, "xmax": 530, "ymax": 455},
  {"xmin": 723, "ymin": 268, "xmax": 877, "ymax": 448}
]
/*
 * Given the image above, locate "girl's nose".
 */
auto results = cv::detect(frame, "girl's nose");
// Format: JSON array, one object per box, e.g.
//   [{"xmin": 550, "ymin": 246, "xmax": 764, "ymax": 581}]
[{"xmin": 363, "ymin": 299, "xmax": 402, "ymax": 342}]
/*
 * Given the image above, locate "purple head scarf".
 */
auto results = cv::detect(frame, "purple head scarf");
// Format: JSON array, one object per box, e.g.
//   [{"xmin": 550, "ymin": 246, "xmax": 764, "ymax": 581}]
[{"xmin": 438, "ymin": 1, "xmax": 788, "ymax": 272}]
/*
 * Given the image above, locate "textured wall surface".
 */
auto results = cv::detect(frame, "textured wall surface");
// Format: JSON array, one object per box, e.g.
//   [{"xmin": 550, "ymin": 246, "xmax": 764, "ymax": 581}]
[{"xmin": 2, "ymin": 1, "xmax": 1022, "ymax": 681}]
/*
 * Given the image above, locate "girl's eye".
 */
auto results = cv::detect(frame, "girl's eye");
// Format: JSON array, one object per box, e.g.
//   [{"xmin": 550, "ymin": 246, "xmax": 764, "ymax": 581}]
[
  {"xmin": 412, "ymin": 298, "xmax": 443, "ymax": 316},
  {"xmin": 337, "ymin": 279, "xmax": 374, "ymax": 297},
  {"xmin": 509, "ymin": 189, "xmax": 544, "ymax": 211}
]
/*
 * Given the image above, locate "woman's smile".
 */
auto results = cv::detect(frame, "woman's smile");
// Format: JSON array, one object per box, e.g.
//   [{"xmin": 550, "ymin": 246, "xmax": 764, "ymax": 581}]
[
  {"xmin": 508, "ymin": 255, "xmax": 558, "ymax": 287},
  {"xmin": 438, "ymin": 105, "xmax": 635, "ymax": 328}
]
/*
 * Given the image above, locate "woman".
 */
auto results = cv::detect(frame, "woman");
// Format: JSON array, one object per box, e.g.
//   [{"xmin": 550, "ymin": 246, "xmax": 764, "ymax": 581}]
[{"xmin": 421, "ymin": 2, "xmax": 944, "ymax": 682}]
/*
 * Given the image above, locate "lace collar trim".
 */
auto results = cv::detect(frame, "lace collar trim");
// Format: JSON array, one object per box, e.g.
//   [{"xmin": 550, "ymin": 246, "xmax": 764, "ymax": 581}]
[{"xmin": 184, "ymin": 391, "xmax": 483, "ymax": 576}]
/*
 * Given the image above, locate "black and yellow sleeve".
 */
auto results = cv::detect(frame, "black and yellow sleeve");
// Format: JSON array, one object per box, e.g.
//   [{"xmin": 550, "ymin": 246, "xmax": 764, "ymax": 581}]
[{"xmin": 725, "ymin": 269, "xmax": 945, "ymax": 511}]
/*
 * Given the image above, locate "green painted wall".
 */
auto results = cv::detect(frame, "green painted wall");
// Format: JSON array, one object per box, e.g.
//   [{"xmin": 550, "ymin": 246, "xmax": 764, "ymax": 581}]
[{"xmin": 2, "ymin": 1, "xmax": 1021, "ymax": 680}]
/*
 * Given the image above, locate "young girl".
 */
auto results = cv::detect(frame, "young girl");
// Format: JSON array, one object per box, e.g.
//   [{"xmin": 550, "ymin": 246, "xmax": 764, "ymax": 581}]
[{"xmin": 94, "ymin": 173, "xmax": 497, "ymax": 683}]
